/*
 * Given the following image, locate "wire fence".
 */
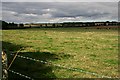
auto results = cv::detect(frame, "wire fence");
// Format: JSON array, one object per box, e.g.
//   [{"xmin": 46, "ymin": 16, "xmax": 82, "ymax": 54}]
[
  {"xmin": 8, "ymin": 69, "xmax": 34, "ymax": 80},
  {"xmin": 9, "ymin": 53, "xmax": 119, "ymax": 79}
]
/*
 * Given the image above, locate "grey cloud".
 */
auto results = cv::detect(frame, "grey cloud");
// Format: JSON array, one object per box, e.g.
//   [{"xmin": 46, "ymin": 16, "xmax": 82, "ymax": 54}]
[{"xmin": 2, "ymin": 2, "xmax": 118, "ymax": 23}]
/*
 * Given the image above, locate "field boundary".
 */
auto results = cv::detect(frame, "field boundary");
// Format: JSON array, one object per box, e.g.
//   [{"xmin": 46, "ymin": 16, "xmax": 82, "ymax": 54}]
[{"xmin": 8, "ymin": 53, "xmax": 116, "ymax": 79}]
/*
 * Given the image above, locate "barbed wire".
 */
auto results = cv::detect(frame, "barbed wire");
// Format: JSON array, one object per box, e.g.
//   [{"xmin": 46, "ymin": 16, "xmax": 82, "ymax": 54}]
[
  {"xmin": 8, "ymin": 69, "xmax": 34, "ymax": 80},
  {"xmin": 10, "ymin": 54, "xmax": 48, "ymax": 64},
  {"xmin": 9, "ymin": 53, "xmax": 116, "ymax": 78}
]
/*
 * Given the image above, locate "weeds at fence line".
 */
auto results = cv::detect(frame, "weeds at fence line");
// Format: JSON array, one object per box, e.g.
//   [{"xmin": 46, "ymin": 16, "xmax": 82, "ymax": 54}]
[{"xmin": 7, "ymin": 48, "xmax": 24, "ymax": 70}]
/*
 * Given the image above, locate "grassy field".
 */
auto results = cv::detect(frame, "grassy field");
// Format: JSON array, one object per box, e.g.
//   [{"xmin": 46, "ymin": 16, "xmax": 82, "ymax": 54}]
[{"xmin": 2, "ymin": 28, "xmax": 119, "ymax": 79}]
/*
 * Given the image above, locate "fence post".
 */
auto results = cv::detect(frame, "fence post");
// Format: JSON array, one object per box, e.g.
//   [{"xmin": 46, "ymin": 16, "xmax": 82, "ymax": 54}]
[
  {"xmin": 2, "ymin": 51, "xmax": 8, "ymax": 80},
  {"xmin": 0, "ymin": 51, "xmax": 2, "ymax": 80},
  {"xmin": 0, "ymin": 41, "xmax": 2, "ymax": 79}
]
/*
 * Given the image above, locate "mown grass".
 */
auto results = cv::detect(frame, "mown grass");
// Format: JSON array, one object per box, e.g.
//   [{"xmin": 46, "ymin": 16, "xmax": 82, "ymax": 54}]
[{"xmin": 2, "ymin": 28, "xmax": 119, "ymax": 78}]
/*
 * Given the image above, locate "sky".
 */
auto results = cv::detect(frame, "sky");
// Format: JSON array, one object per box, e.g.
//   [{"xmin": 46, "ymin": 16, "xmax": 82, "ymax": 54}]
[
  {"xmin": 2, "ymin": 0, "xmax": 120, "ymax": 2},
  {"xmin": 1, "ymin": 1, "xmax": 119, "ymax": 23}
]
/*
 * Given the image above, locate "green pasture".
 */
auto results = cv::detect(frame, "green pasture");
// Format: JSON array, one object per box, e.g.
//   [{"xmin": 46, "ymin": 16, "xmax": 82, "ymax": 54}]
[{"xmin": 2, "ymin": 28, "xmax": 119, "ymax": 79}]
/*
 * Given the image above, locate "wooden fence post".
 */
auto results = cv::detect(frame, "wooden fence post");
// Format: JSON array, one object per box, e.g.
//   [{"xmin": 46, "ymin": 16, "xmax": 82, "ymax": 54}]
[
  {"xmin": 2, "ymin": 51, "xmax": 8, "ymax": 80},
  {"xmin": 0, "ymin": 51, "xmax": 2, "ymax": 79}
]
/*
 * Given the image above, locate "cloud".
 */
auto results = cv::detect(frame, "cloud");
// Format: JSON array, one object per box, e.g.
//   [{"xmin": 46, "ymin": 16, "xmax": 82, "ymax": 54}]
[
  {"xmin": 0, "ymin": 2, "xmax": 2, "ymax": 20},
  {"xmin": 2, "ymin": 2, "xmax": 118, "ymax": 23}
]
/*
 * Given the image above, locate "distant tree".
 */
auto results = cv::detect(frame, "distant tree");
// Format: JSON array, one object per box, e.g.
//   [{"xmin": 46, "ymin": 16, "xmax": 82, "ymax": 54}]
[
  {"xmin": 0, "ymin": 20, "xmax": 1, "ymax": 29},
  {"xmin": 19, "ymin": 23, "xmax": 24, "ymax": 28},
  {"xmin": 1, "ymin": 21, "xmax": 9, "ymax": 29},
  {"xmin": 52, "ymin": 24, "xmax": 55, "ymax": 28},
  {"xmin": 8, "ymin": 22, "xmax": 18, "ymax": 29},
  {"xmin": 19, "ymin": 23, "xmax": 24, "ymax": 27}
]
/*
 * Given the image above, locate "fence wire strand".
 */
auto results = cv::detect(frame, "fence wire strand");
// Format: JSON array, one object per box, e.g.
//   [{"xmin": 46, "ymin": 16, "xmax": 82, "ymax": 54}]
[
  {"xmin": 9, "ymin": 53, "xmax": 117, "ymax": 78},
  {"xmin": 8, "ymin": 69, "xmax": 34, "ymax": 80}
]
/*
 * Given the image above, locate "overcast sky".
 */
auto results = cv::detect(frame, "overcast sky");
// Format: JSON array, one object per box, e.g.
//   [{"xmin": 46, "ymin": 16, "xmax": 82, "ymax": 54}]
[
  {"xmin": 2, "ymin": 0, "xmax": 120, "ymax": 2},
  {"xmin": 1, "ymin": 2, "xmax": 118, "ymax": 23}
]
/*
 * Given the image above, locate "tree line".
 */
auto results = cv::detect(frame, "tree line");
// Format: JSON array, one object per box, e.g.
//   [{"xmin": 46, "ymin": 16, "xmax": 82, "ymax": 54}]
[
  {"xmin": 0, "ymin": 20, "xmax": 119, "ymax": 29},
  {"xmin": 0, "ymin": 20, "xmax": 24, "ymax": 29}
]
